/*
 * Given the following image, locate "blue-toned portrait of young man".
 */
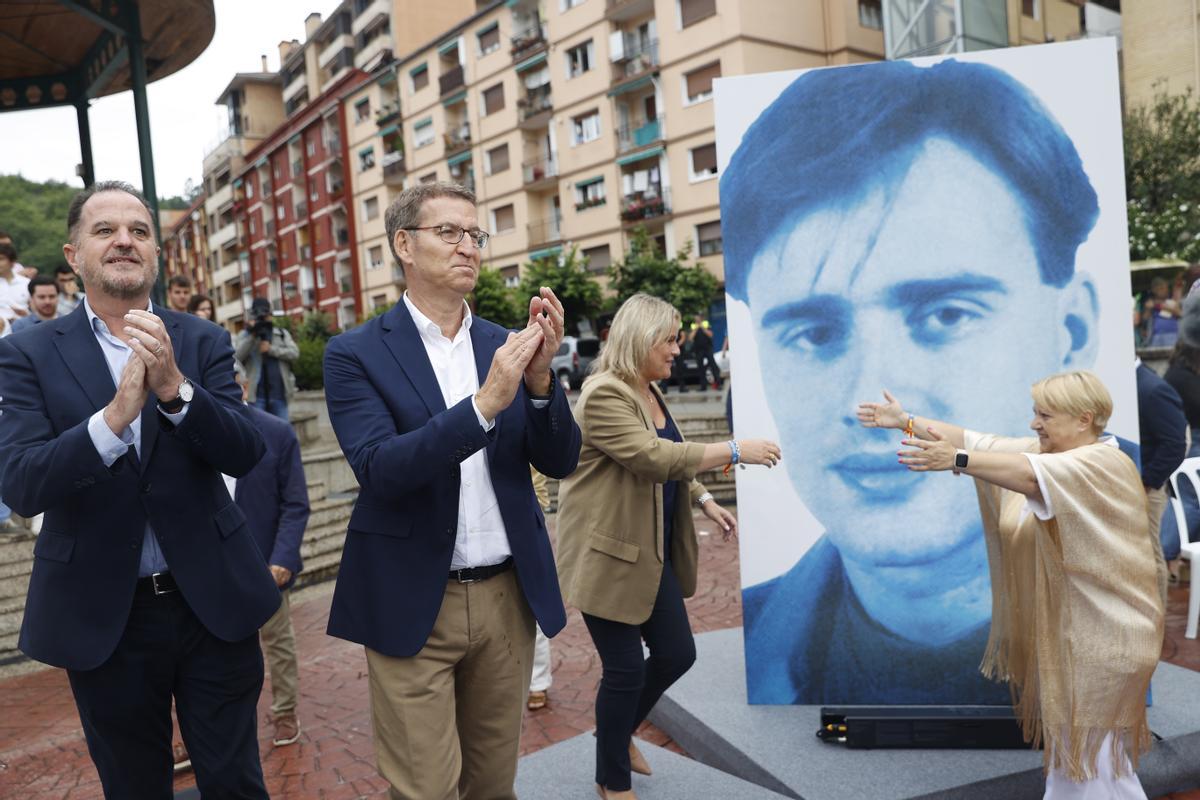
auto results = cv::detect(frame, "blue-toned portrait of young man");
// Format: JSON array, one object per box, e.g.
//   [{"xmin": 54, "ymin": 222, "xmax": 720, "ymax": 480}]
[{"xmin": 717, "ymin": 42, "xmax": 1138, "ymax": 705}]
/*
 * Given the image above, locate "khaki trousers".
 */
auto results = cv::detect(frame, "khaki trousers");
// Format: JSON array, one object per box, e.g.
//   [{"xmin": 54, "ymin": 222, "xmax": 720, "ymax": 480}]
[
  {"xmin": 1146, "ymin": 486, "xmax": 1170, "ymax": 607},
  {"xmin": 366, "ymin": 568, "xmax": 536, "ymax": 800},
  {"xmin": 259, "ymin": 588, "xmax": 299, "ymax": 716}
]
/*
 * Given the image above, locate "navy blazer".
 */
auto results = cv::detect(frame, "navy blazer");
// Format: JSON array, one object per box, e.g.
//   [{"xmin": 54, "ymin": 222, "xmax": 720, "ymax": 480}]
[
  {"xmin": 235, "ymin": 404, "xmax": 310, "ymax": 586},
  {"xmin": 0, "ymin": 304, "xmax": 278, "ymax": 671},
  {"xmin": 1137, "ymin": 362, "xmax": 1187, "ymax": 489},
  {"xmin": 323, "ymin": 303, "xmax": 581, "ymax": 657}
]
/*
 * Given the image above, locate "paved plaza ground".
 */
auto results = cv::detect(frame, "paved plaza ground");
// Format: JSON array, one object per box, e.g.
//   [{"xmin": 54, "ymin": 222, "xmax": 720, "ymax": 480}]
[{"xmin": 1, "ymin": 511, "xmax": 1199, "ymax": 799}]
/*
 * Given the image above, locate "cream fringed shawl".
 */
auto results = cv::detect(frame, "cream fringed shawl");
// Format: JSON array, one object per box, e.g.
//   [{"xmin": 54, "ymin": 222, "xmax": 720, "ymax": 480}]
[{"xmin": 965, "ymin": 432, "xmax": 1165, "ymax": 781}]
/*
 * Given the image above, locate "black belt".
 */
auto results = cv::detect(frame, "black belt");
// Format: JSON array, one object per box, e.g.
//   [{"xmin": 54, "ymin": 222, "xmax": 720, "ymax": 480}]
[
  {"xmin": 135, "ymin": 571, "xmax": 178, "ymax": 596},
  {"xmin": 449, "ymin": 557, "xmax": 513, "ymax": 584}
]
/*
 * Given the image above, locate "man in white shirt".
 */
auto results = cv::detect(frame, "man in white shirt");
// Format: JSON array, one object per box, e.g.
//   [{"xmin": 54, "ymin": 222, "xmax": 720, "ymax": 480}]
[
  {"xmin": 323, "ymin": 182, "xmax": 581, "ymax": 799},
  {"xmin": 0, "ymin": 242, "xmax": 29, "ymax": 336}
]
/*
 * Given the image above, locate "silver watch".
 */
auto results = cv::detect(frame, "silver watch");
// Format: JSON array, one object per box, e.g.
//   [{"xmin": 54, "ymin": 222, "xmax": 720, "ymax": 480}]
[{"xmin": 696, "ymin": 492, "xmax": 714, "ymax": 507}]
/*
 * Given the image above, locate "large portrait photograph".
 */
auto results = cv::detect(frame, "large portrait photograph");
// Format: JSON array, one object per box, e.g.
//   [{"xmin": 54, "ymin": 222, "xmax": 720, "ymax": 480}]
[{"xmin": 715, "ymin": 39, "xmax": 1139, "ymax": 705}]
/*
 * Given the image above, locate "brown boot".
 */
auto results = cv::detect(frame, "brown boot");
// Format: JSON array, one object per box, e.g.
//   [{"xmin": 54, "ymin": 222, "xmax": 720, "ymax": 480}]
[
  {"xmin": 272, "ymin": 713, "xmax": 301, "ymax": 746},
  {"xmin": 629, "ymin": 740, "xmax": 652, "ymax": 776}
]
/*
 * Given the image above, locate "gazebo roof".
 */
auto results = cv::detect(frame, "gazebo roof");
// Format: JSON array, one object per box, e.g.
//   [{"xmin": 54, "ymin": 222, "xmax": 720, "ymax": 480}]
[{"xmin": 0, "ymin": 0, "xmax": 215, "ymax": 113}]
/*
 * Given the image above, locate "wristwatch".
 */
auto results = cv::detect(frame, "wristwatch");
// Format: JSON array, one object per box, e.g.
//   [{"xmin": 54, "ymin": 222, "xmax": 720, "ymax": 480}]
[
  {"xmin": 160, "ymin": 378, "xmax": 194, "ymax": 414},
  {"xmin": 953, "ymin": 449, "xmax": 969, "ymax": 475}
]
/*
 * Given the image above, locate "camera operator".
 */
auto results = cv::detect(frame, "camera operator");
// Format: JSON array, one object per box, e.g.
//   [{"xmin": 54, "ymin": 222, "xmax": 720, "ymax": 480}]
[{"xmin": 235, "ymin": 297, "xmax": 299, "ymax": 421}]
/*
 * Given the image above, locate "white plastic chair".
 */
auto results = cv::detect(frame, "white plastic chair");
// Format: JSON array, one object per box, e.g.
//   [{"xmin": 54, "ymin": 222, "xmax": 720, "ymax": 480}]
[{"xmin": 1166, "ymin": 457, "xmax": 1200, "ymax": 638}]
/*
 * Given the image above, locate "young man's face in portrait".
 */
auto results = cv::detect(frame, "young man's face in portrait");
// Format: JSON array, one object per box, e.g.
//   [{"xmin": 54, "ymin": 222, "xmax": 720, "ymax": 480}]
[{"xmin": 744, "ymin": 137, "xmax": 1096, "ymax": 570}]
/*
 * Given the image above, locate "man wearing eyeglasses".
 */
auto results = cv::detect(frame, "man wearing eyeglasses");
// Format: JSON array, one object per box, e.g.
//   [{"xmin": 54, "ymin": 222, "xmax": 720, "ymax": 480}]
[{"xmin": 322, "ymin": 182, "xmax": 581, "ymax": 799}]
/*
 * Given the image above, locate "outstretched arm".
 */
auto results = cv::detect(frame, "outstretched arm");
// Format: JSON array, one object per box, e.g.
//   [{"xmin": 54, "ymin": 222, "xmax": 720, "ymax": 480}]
[
  {"xmin": 898, "ymin": 428, "xmax": 1040, "ymax": 499},
  {"xmin": 857, "ymin": 389, "xmax": 966, "ymax": 449}
]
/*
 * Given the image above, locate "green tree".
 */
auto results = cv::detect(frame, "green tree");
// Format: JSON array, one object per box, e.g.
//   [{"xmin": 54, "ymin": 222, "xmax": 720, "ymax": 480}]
[
  {"xmin": 517, "ymin": 245, "xmax": 604, "ymax": 334},
  {"xmin": 470, "ymin": 266, "xmax": 524, "ymax": 328},
  {"xmin": 0, "ymin": 174, "xmax": 80, "ymax": 273},
  {"xmin": 290, "ymin": 310, "xmax": 335, "ymax": 391},
  {"xmin": 607, "ymin": 228, "xmax": 720, "ymax": 321},
  {"xmin": 1125, "ymin": 89, "xmax": 1200, "ymax": 261}
]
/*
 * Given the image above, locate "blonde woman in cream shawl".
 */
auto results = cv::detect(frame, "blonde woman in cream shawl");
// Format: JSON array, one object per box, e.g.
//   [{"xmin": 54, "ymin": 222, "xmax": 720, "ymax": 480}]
[{"xmin": 858, "ymin": 370, "xmax": 1164, "ymax": 799}]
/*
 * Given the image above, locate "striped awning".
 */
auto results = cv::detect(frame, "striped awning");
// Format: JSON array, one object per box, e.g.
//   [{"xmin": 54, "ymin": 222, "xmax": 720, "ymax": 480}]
[
  {"xmin": 529, "ymin": 245, "xmax": 562, "ymax": 261},
  {"xmin": 516, "ymin": 52, "xmax": 548, "ymax": 73},
  {"xmin": 615, "ymin": 146, "xmax": 663, "ymax": 166},
  {"xmin": 607, "ymin": 74, "xmax": 655, "ymax": 97},
  {"xmin": 447, "ymin": 151, "xmax": 472, "ymax": 167}
]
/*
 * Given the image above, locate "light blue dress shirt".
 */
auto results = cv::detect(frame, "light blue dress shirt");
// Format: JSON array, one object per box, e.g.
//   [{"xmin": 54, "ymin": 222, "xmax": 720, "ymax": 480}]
[{"xmin": 83, "ymin": 299, "xmax": 188, "ymax": 576}]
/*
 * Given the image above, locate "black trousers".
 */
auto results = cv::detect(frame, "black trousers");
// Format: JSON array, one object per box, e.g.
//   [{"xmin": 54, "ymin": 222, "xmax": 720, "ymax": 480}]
[
  {"xmin": 67, "ymin": 584, "xmax": 268, "ymax": 800},
  {"xmin": 582, "ymin": 566, "xmax": 697, "ymax": 791}
]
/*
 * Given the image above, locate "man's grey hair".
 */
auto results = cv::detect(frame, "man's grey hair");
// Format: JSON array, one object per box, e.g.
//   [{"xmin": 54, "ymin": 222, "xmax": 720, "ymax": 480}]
[
  {"xmin": 66, "ymin": 180, "xmax": 155, "ymax": 245},
  {"xmin": 383, "ymin": 181, "xmax": 476, "ymax": 278}
]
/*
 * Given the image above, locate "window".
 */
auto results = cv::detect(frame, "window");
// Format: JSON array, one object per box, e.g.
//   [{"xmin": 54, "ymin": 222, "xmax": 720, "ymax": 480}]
[
  {"xmin": 414, "ymin": 118, "xmax": 434, "ymax": 148},
  {"xmin": 306, "ymin": 138, "xmax": 316, "ymax": 157},
  {"xmin": 276, "ymin": 204, "xmax": 285, "ymax": 221},
  {"xmin": 372, "ymin": 293, "xmax": 388, "ymax": 308},
  {"xmin": 500, "ymin": 264, "xmax": 520, "ymax": 288},
  {"xmin": 411, "ymin": 63, "xmax": 429, "ymax": 92},
  {"xmin": 689, "ymin": 143, "xmax": 717, "ymax": 180},
  {"xmin": 354, "ymin": 98, "xmax": 371, "ymax": 123},
  {"xmin": 574, "ymin": 178, "xmax": 606, "ymax": 210},
  {"xmin": 680, "ymin": 0, "xmax": 716, "ymax": 28},
  {"xmin": 858, "ymin": 0, "xmax": 882, "ymax": 29},
  {"xmin": 482, "ymin": 83, "xmax": 506, "ymax": 115},
  {"xmin": 487, "ymin": 143, "xmax": 510, "ymax": 175},
  {"xmin": 246, "ymin": 181, "xmax": 255, "ymax": 199},
  {"xmin": 572, "ymin": 110, "xmax": 601, "ymax": 145},
  {"xmin": 582, "ymin": 244, "xmax": 611, "ymax": 273},
  {"xmin": 359, "ymin": 147, "xmax": 376, "ymax": 172},
  {"xmin": 492, "ymin": 204, "xmax": 515, "ymax": 233},
  {"xmin": 1022, "ymin": 0, "xmax": 1038, "ymax": 18},
  {"xmin": 477, "ymin": 23, "xmax": 500, "ymax": 56},
  {"xmin": 309, "ymin": 180, "xmax": 318, "ymax": 202},
  {"xmin": 684, "ymin": 62, "xmax": 721, "ymax": 104},
  {"xmin": 317, "ymin": 265, "xmax": 327, "ymax": 289},
  {"xmin": 363, "ymin": 196, "xmax": 380, "ymax": 221},
  {"xmin": 565, "ymin": 40, "xmax": 594, "ymax": 79},
  {"xmin": 697, "ymin": 221, "xmax": 722, "ymax": 256},
  {"xmin": 368, "ymin": 245, "xmax": 384, "ymax": 270},
  {"xmin": 420, "ymin": 172, "xmax": 438, "ymax": 184}
]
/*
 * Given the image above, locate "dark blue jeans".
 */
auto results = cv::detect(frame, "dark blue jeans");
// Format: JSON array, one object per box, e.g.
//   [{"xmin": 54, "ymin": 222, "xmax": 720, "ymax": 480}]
[
  {"xmin": 582, "ymin": 566, "xmax": 697, "ymax": 792},
  {"xmin": 253, "ymin": 395, "xmax": 289, "ymax": 421},
  {"xmin": 1161, "ymin": 432, "xmax": 1200, "ymax": 560}
]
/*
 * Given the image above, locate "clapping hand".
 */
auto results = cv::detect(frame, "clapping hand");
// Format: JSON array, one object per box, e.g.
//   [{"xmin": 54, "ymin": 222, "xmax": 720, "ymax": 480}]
[
  {"xmin": 857, "ymin": 389, "xmax": 906, "ymax": 430},
  {"xmin": 898, "ymin": 427, "xmax": 956, "ymax": 471},
  {"xmin": 123, "ymin": 310, "xmax": 185, "ymax": 402},
  {"xmin": 523, "ymin": 287, "xmax": 565, "ymax": 395},
  {"xmin": 475, "ymin": 325, "xmax": 545, "ymax": 421}
]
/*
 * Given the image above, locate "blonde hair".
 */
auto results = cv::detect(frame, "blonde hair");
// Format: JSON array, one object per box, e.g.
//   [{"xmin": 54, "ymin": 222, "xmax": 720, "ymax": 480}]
[
  {"xmin": 592, "ymin": 293, "xmax": 681, "ymax": 386},
  {"xmin": 1030, "ymin": 370, "xmax": 1112, "ymax": 435}
]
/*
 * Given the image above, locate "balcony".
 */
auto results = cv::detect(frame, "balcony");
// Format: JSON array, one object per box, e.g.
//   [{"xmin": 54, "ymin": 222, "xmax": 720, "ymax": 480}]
[
  {"xmin": 211, "ymin": 221, "xmax": 238, "ymax": 249},
  {"xmin": 620, "ymin": 187, "xmax": 671, "ymax": 224},
  {"xmin": 439, "ymin": 64, "xmax": 465, "ymax": 96},
  {"xmin": 443, "ymin": 124, "xmax": 471, "ymax": 156},
  {"xmin": 605, "ymin": 0, "xmax": 654, "ymax": 21},
  {"xmin": 517, "ymin": 85, "xmax": 553, "ymax": 128},
  {"xmin": 217, "ymin": 298, "xmax": 245, "ymax": 324},
  {"xmin": 212, "ymin": 261, "xmax": 241, "ymax": 286},
  {"xmin": 300, "ymin": 244, "xmax": 313, "ymax": 262},
  {"xmin": 319, "ymin": 33, "xmax": 354, "ymax": 69},
  {"xmin": 291, "ymin": 160, "xmax": 304, "ymax": 184},
  {"xmin": 616, "ymin": 116, "xmax": 664, "ymax": 154},
  {"xmin": 336, "ymin": 228, "xmax": 350, "ymax": 247},
  {"xmin": 522, "ymin": 156, "xmax": 558, "ymax": 190},
  {"xmin": 265, "ymin": 220, "xmax": 275, "ymax": 238},
  {"xmin": 352, "ymin": 0, "xmax": 388, "ymax": 35},
  {"xmin": 296, "ymin": 200, "xmax": 308, "ymax": 220},
  {"xmin": 328, "ymin": 173, "xmax": 345, "ymax": 198},
  {"xmin": 375, "ymin": 100, "xmax": 400, "ymax": 126},
  {"xmin": 282, "ymin": 70, "xmax": 307, "ymax": 105},
  {"xmin": 527, "ymin": 216, "xmax": 563, "ymax": 248},
  {"xmin": 355, "ymin": 31, "xmax": 392, "ymax": 71},
  {"xmin": 611, "ymin": 38, "xmax": 659, "ymax": 84},
  {"xmin": 510, "ymin": 23, "xmax": 547, "ymax": 61},
  {"xmin": 382, "ymin": 150, "xmax": 406, "ymax": 184}
]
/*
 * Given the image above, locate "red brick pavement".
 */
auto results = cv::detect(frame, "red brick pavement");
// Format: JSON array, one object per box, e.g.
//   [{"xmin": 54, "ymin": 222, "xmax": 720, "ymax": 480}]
[{"xmin": 2, "ymin": 515, "xmax": 1200, "ymax": 799}]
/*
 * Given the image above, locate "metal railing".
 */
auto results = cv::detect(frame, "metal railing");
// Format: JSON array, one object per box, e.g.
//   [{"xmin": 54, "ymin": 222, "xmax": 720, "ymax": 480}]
[
  {"xmin": 383, "ymin": 151, "xmax": 405, "ymax": 183},
  {"xmin": 443, "ymin": 124, "xmax": 471, "ymax": 154},
  {"xmin": 518, "ymin": 85, "xmax": 553, "ymax": 121},
  {"xmin": 439, "ymin": 64, "xmax": 465, "ymax": 96},
  {"xmin": 375, "ymin": 101, "xmax": 400, "ymax": 126},
  {"xmin": 620, "ymin": 187, "xmax": 671, "ymax": 223},
  {"xmin": 616, "ymin": 116, "xmax": 664, "ymax": 154},
  {"xmin": 522, "ymin": 157, "xmax": 558, "ymax": 185},
  {"xmin": 510, "ymin": 23, "xmax": 547, "ymax": 60},
  {"xmin": 611, "ymin": 38, "xmax": 659, "ymax": 83}
]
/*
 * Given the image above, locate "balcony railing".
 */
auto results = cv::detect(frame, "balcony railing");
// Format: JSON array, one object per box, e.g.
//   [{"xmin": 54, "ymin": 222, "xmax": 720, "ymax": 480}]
[
  {"xmin": 518, "ymin": 85, "xmax": 553, "ymax": 123},
  {"xmin": 527, "ymin": 216, "xmax": 563, "ymax": 248},
  {"xmin": 265, "ymin": 220, "xmax": 275, "ymax": 238},
  {"xmin": 611, "ymin": 38, "xmax": 659, "ymax": 83},
  {"xmin": 336, "ymin": 228, "xmax": 350, "ymax": 247},
  {"xmin": 616, "ymin": 116, "xmax": 664, "ymax": 154},
  {"xmin": 522, "ymin": 157, "xmax": 558, "ymax": 186},
  {"xmin": 510, "ymin": 23, "xmax": 547, "ymax": 60},
  {"xmin": 443, "ymin": 124, "xmax": 471, "ymax": 155},
  {"xmin": 620, "ymin": 188, "xmax": 671, "ymax": 223},
  {"xmin": 296, "ymin": 200, "xmax": 308, "ymax": 219},
  {"xmin": 328, "ymin": 176, "xmax": 345, "ymax": 197},
  {"xmin": 375, "ymin": 101, "xmax": 400, "ymax": 126},
  {"xmin": 439, "ymin": 64, "xmax": 465, "ymax": 96}
]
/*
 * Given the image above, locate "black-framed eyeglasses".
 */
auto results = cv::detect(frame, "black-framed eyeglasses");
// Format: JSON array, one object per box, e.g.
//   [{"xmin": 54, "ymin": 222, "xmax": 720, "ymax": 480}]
[{"xmin": 405, "ymin": 224, "xmax": 490, "ymax": 249}]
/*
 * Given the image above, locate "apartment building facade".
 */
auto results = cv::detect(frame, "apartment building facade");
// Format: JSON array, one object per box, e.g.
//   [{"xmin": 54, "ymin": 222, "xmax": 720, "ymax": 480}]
[
  {"xmin": 1123, "ymin": 0, "xmax": 1196, "ymax": 111},
  {"xmin": 163, "ymin": 195, "xmax": 211, "ymax": 297},
  {"xmin": 235, "ymin": 68, "xmax": 370, "ymax": 330}
]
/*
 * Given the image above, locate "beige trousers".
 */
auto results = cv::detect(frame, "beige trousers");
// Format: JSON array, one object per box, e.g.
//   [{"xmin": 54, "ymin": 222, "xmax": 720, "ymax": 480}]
[
  {"xmin": 1146, "ymin": 486, "xmax": 1170, "ymax": 607},
  {"xmin": 259, "ymin": 588, "xmax": 299, "ymax": 716},
  {"xmin": 365, "ymin": 569, "xmax": 536, "ymax": 800}
]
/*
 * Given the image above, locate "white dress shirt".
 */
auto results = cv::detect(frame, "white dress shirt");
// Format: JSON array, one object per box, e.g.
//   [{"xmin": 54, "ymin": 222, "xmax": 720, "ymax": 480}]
[
  {"xmin": 404, "ymin": 292, "xmax": 513, "ymax": 569},
  {"xmin": 0, "ymin": 272, "xmax": 29, "ymax": 332},
  {"xmin": 83, "ymin": 298, "xmax": 189, "ymax": 575}
]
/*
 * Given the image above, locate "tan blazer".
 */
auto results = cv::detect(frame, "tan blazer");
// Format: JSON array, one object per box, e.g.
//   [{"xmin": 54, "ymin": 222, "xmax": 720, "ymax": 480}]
[{"xmin": 555, "ymin": 373, "xmax": 709, "ymax": 624}]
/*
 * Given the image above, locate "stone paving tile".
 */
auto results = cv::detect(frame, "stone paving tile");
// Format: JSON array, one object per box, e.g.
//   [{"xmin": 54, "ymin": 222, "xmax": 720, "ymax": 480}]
[{"xmin": 2, "ymin": 513, "xmax": 1199, "ymax": 799}]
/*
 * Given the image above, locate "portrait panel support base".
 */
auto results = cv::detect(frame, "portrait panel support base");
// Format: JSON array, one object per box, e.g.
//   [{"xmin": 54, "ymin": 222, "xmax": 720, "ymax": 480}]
[
  {"xmin": 817, "ymin": 706, "xmax": 1028, "ymax": 750},
  {"xmin": 647, "ymin": 629, "xmax": 1200, "ymax": 800}
]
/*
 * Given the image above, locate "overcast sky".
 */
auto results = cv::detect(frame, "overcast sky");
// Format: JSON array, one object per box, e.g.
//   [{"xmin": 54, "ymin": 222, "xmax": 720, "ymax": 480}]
[{"xmin": 0, "ymin": 0, "xmax": 343, "ymax": 199}]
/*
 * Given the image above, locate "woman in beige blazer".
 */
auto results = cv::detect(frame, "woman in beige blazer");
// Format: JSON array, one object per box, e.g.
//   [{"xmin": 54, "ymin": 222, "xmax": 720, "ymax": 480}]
[{"xmin": 556, "ymin": 294, "xmax": 781, "ymax": 800}]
